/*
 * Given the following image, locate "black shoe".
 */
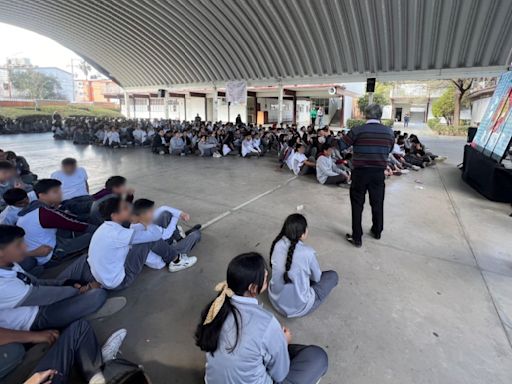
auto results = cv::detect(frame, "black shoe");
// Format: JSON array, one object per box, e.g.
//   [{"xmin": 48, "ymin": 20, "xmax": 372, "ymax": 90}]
[
  {"xmin": 185, "ymin": 224, "xmax": 202, "ymax": 236},
  {"xmin": 370, "ymin": 229, "xmax": 381, "ymax": 240},
  {"xmin": 345, "ymin": 233, "xmax": 362, "ymax": 248}
]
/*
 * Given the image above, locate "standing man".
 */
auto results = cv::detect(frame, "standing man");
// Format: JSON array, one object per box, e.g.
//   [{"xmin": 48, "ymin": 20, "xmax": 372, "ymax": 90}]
[
  {"xmin": 338, "ymin": 104, "xmax": 394, "ymax": 247},
  {"xmin": 310, "ymin": 106, "xmax": 318, "ymax": 128}
]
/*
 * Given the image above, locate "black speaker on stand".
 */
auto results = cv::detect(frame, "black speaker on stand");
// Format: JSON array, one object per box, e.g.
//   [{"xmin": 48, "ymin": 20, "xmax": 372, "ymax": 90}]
[
  {"xmin": 158, "ymin": 89, "xmax": 166, "ymax": 98},
  {"xmin": 366, "ymin": 78, "xmax": 376, "ymax": 93}
]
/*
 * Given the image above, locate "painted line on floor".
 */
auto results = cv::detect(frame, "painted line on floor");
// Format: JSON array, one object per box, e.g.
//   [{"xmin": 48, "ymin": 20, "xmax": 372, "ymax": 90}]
[{"xmin": 201, "ymin": 175, "xmax": 298, "ymax": 230}]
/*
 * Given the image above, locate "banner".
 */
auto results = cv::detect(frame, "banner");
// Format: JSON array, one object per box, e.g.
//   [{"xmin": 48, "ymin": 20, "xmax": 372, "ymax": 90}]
[
  {"xmin": 472, "ymin": 72, "xmax": 512, "ymax": 162},
  {"xmin": 225, "ymin": 81, "xmax": 247, "ymax": 104}
]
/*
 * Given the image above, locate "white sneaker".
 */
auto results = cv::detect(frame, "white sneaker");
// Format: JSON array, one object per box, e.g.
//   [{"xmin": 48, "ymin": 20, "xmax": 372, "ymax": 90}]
[
  {"xmin": 168, "ymin": 254, "xmax": 197, "ymax": 272},
  {"xmin": 101, "ymin": 329, "xmax": 127, "ymax": 362},
  {"xmin": 411, "ymin": 165, "xmax": 421, "ymax": 171},
  {"xmin": 401, "ymin": 169, "xmax": 410, "ymax": 174}
]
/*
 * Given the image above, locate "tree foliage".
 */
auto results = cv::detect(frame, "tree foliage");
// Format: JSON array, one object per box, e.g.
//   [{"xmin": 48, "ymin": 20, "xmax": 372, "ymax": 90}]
[
  {"xmin": 10, "ymin": 70, "xmax": 64, "ymax": 100},
  {"xmin": 357, "ymin": 93, "xmax": 389, "ymax": 113},
  {"xmin": 432, "ymin": 87, "xmax": 455, "ymax": 125}
]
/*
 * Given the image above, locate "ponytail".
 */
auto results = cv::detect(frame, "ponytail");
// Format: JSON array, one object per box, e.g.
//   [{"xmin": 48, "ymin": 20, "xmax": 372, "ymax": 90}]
[
  {"xmin": 195, "ymin": 294, "xmax": 240, "ymax": 355},
  {"xmin": 284, "ymin": 239, "xmax": 298, "ymax": 284},
  {"xmin": 195, "ymin": 253, "xmax": 267, "ymax": 355},
  {"xmin": 271, "ymin": 213, "xmax": 308, "ymax": 285}
]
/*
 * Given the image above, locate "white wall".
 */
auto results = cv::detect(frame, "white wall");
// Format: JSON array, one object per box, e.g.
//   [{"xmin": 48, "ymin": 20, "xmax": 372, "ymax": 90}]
[
  {"xmin": 471, "ymin": 97, "xmax": 490, "ymax": 124},
  {"xmin": 258, "ymin": 98, "xmax": 293, "ymax": 123},
  {"xmin": 185, "ymin": 96, "xmax": 205, "ymax": 121},
  {"xmin": 296, "ymin": 99, "xmax": 311, "ymax": 126}
]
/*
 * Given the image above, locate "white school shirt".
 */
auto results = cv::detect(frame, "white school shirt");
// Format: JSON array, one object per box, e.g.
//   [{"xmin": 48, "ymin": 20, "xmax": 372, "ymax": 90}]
[
  {"xmin": 17, "ymin": 208, "xmax": 56, "ymax": 265},
  {"xmin": 268, "ymin": 238, "xmax": 322, "ymax": 318},
  {"xmin": 316, "ymin": 155, "xmax": 342, "ymax": 184},
  {"xmin": 285, "ymin": 149, "xmax": 295, "ymax": 171},
  {"xmin": 50, "ymin": 167, "xmax": 89, "ymax": 200},
  {"xmin": 88, "ymin": 221, "xmax": 134, "ymax": 289},
  {"xmin": 0, "ymin": 264, "xmax": 39, "ymax": 331},
  {"xmin": 133, "ymin": 129, "xmax": 147, "ymax": 142},
  {"xmin": 0, "ymin": 205, "xmax": 22, "ymax": 225},
  {"xmin": 291, "ymin": 152, "xmax": 308, "ymax": 175},
  {"xmin": 241, "ymin": 139, "xmax": 256, "ymax": 157}
]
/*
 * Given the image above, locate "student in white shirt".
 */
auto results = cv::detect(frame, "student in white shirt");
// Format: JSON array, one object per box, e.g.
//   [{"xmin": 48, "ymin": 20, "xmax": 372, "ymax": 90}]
[
  {"xmin": 50, "ymin": 158, "xmax": 93, "ymax": 219},
  {"xmin": 0, "ymin": 225, "xmax": 106, "ymax": 334},
  {"xmin": 131, "ymin": 198, "xmax": 201, "ymax": 270},
  {"xmin": 0, "ymin": 188, "xmax": 33, "ymax": 225},
  {"xmin": 87, "ymin": 197, "xmax": 197, "ymax": 291},
  {"xmin": 195, "ymin": 252, "xmax": 328, "ymax": 384},
  {"xmin": 316, "ymin": 143, "xmax": 350, "ymax": 186},
  {"xmin": 268, "ymin": 214, "xmax": 338, "ymax": 318},
  {"xmin": 241, "ymin": 134, "xmax": 261, "ymax": 158},
  {"xmin": 290, "ymin": 144, "xmax": 316, "ymax": 176}
]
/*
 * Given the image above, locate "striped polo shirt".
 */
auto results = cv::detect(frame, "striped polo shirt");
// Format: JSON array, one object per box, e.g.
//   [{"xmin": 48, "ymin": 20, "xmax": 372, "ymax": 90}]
[{"xmin": 338, "ymin": 120, "xmax": 395, "ymax": 169}]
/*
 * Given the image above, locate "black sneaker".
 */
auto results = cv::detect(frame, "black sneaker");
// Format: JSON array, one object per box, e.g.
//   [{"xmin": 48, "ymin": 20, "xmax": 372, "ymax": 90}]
[
  {"xmin": 345, "ymin": 233, "xmax": 362, "ymax": 248},
  {"xmin": 370, "ymin": 229, "xmax": 381, "ymax": 240},
  {"xmin": 185, "ymin": 224, "xmax": 202, "ymax": 236}
]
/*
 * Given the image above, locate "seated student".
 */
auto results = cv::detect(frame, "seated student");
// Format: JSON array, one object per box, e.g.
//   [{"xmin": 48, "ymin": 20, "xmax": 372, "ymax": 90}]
[
  {"xmin": 268, "ymin": 214, "xmax": 338, "ymax": 318},
  {"xmin": 89, "ymin": 176, "xmax": 134, "ymax": 226},
  {"xmin": 0, "ymin": 188, "xmax": 33, "ymax": 225},
  {"xmin": 17, "ymin": 179, "xmax": 96, "ymax": 270},
  {"xmin": 198, "ymin": 135, "xmax": 219, "ymax": 157},
  {"xmin": 4, "ymin": 151, "xmax": 37, "ymax": 186},
  {"xmin": 316, "ymin": 143, "xmax": 350, "ymax": 186},
  {"xmin": 0, "ymin": 320, "xmax": 126, "ymax": 384},
  {"xmin": 50, "ymin": 158, "xmax": 93, "ymax": 218},
  {"xmin": 170, "ymin": 132, "xmax": 190, "ymax": 155},
  {"xmin": 152, "ymin": 129, "xmax": 168, "ymax": 154},
  {"xmin": 87, "ymin": 197, "xmax": 197, "ymax": 291},
  {"xmin": 290, "ymin": 144, "xmax": 316, "ymax": 176},
  {"xmin": 195, "ymin": 252, "xmax": 328, "ymax": 384},
  {"xmin": 103, "ymin": 127, "xmax": 121, "ymax": 148},
  {"xmin": 133, "ymin": 126, "xmax": 148, "ymax": 146},
  {"xmin": 0, "ymin": 225, "xmax": 106, "ymax": 339},
  {"xmin": 241, "ymin": 134, "xmax": 261, "ymax": 157},
  {"xmin": 131, "ymin": 199, "xmax": 201, "ymax": 269},
  {"xmin": 0, "ymin": 161, "xmax": 19, "ymax": 211}
]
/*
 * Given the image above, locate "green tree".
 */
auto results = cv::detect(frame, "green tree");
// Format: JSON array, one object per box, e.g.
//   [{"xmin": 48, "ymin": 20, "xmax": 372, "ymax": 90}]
[
  {"xmin": 10, "ymin": 69, "xmax": 63, "ymax": 100},
  {"xmin": 357, "ymin": 93, "xmax": 389, "ymax": 113},
  {"xmin": 451, "ymin": 79, "xmax": 473, "ymax": 126},
  {"xmin": 432, "ymin": 87, "xmax": 455, "ymax": 125}
]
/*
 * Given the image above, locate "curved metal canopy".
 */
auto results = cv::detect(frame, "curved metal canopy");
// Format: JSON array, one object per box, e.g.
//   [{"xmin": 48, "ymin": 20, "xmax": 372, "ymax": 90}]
[{"xmin": 1, "ymin": 0, "xmax": 512, "ymax": 89}]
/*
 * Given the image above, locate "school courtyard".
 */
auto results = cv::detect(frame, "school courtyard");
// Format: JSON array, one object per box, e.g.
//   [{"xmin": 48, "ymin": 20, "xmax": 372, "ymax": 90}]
[{"xmin": 1, "ymin": 132, "xmax": 511, "ymax": 384}]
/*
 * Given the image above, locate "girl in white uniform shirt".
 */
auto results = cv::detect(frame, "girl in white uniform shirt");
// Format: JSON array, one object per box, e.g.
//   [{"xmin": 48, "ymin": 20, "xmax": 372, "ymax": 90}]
[
  {"xmin": 195, "ymin": 252, "xmax": 328, "ymax": 384},
  {"xmin": 268, "ymin": 214, "xmax": 338, "ymax": 318}
]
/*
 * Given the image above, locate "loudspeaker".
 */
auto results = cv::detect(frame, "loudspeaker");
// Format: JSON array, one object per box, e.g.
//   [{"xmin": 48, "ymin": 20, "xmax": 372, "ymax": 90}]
[
  {"xmin": 158, "ymin": 89, "xmax": 166, "ymax": 98},
  {"xmin": 366, "ymin": 78, "xmax": 376, "ymax": 93},
  {"xmin": 467, "ymin": 127, "xmax": 478, "ymax": 143}
]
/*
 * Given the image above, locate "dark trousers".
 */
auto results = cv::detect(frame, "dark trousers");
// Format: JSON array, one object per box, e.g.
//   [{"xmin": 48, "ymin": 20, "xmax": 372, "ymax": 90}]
[
  {"xmin": 32, "ymin": 319, "xmax": 103, "ymax": 384},
  {"xmin": 30, "ymin": 289, "xmax": 107, "ymax": 331},
  {"xmin": 350, "ymin": 167, "xmax": 385, "ymax": 242},
  {"xmin": 280, "ymin": 344, "xmax": 328, "ymax": 384},
  {"xmin": 0, "ymin": 320, "xmax": 102, "ymax": 383},
  {"xmin": 325, "ymin": 174, "xmax": 347, "ymax": 185},
  {"xmin": 60, "ymin": 195, "xmax": 94, "ymax": 221}
]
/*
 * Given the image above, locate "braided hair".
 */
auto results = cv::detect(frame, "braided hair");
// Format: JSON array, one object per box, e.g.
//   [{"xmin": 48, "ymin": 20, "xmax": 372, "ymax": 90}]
[{"xmin": 270, "ymin": 214, "xmax": 308, "ymax": 284}]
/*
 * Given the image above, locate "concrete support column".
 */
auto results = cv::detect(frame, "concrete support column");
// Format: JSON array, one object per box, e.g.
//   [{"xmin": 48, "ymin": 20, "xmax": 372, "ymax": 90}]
[
  {"xmin": 212, "ymin": 88, "xmax": 218, "ymax": 122},
  {"xmin": 164, "ymin": 92, "xmax": 169, "ymax": 120},
  {"xmin": 124, "ymin": 91, "xmax": 131, "ymax": 118},
  {"xmin": 278, "ymin": 84, "xmax": 284, "ymax": 125}
]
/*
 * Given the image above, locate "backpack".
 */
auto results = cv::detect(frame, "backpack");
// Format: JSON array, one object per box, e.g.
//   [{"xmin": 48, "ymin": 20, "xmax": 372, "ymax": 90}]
[{"xmin": 103, "ymin": 358, "xmax": 151, "ymax": 384}]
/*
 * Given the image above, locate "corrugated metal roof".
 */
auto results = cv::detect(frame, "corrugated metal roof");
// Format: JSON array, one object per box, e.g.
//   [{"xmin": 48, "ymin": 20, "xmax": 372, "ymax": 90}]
[{"xmin": 1, "ymin": 0, "xmax": 512, "ymax": 89}]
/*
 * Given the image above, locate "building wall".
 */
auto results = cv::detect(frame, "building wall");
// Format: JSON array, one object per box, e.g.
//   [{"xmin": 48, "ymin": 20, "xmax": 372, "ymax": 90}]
[
  {"xmin": 185, "ymin": 96, "xmax": 205, "ymax": 120},
  {"xmin": 471, "ymin": 97, "xmax": 491, "ymax": 125},
  {"xmin": 34, "ymin": 67, "xmax": 74, "ymax": 101}
]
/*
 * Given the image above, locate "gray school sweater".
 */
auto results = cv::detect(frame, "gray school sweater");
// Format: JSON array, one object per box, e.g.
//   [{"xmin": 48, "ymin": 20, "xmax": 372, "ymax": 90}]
[{"xmin": 205, "ymin": 295, "xmax": 289, "ymax": 384}]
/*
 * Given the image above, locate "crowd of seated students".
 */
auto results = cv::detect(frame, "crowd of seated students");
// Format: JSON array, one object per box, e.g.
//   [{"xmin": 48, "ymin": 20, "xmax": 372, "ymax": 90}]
[
  {"xmin": 278, "ymin": 124, "xmax": 446, "ymax": 185},
  {"xmin": 0, "ymin": 149, "xmax": 339, "ymax": 383},
  {"xmin": 0, "ymin": 117, "xmax": 52, "ymax": 135}
]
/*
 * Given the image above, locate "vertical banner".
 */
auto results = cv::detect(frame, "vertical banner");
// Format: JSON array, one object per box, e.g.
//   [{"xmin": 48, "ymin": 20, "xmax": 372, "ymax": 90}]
[
  {"xmin": 472, "ymin": 72, "xmax": 512, "ymax": 161},
  {"xmin": 226, "ymin": 81, "xmax": 247, "ymax": 104}
]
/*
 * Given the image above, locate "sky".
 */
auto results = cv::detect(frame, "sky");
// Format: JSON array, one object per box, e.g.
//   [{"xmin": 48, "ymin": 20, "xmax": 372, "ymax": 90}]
[{"xmin": 0, "ymin": 22, "xmax": 101, "ymax": 78}]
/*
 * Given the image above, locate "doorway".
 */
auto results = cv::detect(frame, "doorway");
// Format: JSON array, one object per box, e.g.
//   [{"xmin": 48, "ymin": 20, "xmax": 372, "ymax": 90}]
[{"xmin": 395, "ymin": 107, "xmax": 403, "ymax": 122}]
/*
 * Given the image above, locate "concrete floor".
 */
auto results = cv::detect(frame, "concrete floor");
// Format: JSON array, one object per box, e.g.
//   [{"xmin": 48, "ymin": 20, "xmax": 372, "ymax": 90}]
[{"xmin": 1, "ymin": 133, "xmax": 512, "ymax": 384}]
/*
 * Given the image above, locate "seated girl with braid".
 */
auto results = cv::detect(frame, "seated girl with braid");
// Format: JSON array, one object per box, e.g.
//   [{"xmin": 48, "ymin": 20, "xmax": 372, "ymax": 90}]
[
  {"xmin": 195, "ymin": 252, "xmax": 328, "ymax": 384},
  {"xmin": 268, "ymin": 214, "xmax": 338, "ymax": 318}
]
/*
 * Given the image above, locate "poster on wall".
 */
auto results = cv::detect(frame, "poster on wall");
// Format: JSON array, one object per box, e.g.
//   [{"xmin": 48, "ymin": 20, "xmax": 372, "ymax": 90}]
[
  {"xmin": 472, "ymin": 71, "xmax": 512, "ymax": 161},
  {"xmin": 226, "ymin": 81, "xmax": 247, "ymax": 104}
]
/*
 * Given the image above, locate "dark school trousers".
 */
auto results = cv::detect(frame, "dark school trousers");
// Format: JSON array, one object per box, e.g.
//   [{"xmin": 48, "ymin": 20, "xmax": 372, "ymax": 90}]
[
  {"xmin": 281, "ymin": 344, "xmax": 329, "ymax": 384},
  {"xmin": 349, "ymin": 167, "xmax": 385, "ymax": 242},
  {"xmin": 0, "ymin": 320, "xmax": 102, "ymax": 384}
]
